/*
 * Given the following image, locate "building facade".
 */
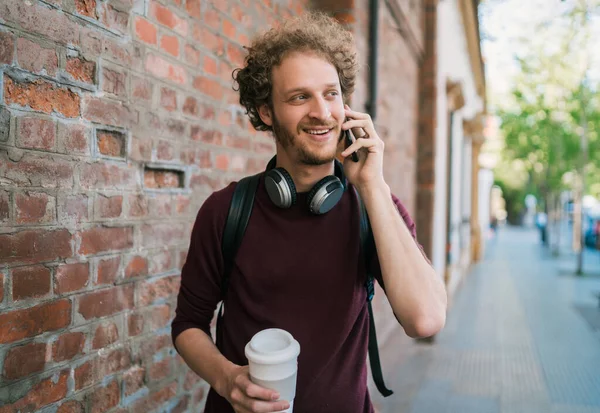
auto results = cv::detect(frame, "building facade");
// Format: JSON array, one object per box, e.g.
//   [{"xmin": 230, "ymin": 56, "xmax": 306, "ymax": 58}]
[{"xmin": 0, "ymin": 0, "xmax": 485, "ymax": 411}]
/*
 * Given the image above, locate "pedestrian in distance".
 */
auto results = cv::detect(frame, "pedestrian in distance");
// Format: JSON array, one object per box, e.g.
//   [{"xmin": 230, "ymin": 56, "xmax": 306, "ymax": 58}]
[{"xmin": 171, "ymin": 11, "xmax": 447, "ymax": 413}]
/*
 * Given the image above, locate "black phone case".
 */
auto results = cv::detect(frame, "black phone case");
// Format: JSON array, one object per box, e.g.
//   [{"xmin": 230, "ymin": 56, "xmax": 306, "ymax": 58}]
[{"xmin": 345, "ymin": 129, "xmax": 359, "ymax": 162}]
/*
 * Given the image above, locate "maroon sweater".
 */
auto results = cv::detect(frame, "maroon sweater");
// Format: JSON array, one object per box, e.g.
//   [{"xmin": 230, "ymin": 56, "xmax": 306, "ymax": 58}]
[{"xmin": 172, "ymin": 175, "xmax": 417, "ymax": 413}]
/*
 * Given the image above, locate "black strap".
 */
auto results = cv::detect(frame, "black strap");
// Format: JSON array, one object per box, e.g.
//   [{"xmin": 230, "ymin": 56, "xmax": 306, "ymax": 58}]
[
  {"xmin": 357, "ymin": 191, "xmax": 394, "ymax": 397},
  {"xmin": 217, "ymin": 173, "xmax": 261, "ymax": 347}
]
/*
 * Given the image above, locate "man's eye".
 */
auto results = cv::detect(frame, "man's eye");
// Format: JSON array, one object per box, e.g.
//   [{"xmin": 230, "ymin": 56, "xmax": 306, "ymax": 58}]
[
  {"xmin": 292, "ymin": 95, "xmax": 307, "ymax": 101},
  {"xmin": 326, "ymin": 91, "xmax": 339, "ymax": 98}
]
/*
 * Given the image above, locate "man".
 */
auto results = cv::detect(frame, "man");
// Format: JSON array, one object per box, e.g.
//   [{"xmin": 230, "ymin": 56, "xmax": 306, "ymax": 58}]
[{"xmin": 172, "ymin": 12, "xmax": 447, "ymax": 413}]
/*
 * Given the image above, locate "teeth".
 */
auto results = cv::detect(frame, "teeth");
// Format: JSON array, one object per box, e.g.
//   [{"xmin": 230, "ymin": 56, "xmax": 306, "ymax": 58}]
[{"xmin": 306, "ymin": 129, "xmax": 330, "ymax": 135}]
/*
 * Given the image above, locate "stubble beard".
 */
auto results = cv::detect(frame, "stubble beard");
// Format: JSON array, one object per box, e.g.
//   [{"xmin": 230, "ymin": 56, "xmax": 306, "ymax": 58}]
[{"xmin": 271, "ymin": 116, "xmax": 343, "ymax": 166}]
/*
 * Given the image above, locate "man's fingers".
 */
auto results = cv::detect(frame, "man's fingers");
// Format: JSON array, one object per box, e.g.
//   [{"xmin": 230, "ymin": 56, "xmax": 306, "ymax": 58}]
[
  {"xmin": 341, "ymin": 137, "xmax": 377, "ymax": 157},
  {"xmin": 244, "ymin": 380, "xmax": 279, "ymax": 401}
]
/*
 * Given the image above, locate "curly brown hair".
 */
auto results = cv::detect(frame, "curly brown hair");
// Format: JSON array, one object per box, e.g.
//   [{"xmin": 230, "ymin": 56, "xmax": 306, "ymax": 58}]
[{"xmin": 232, "ymin": 12, "xmax": 358, "ymax": 132}]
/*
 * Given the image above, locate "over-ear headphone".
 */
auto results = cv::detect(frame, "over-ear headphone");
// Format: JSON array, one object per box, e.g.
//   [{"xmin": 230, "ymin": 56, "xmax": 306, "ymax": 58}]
[{"xmin": 264, "ymin": 156, "xmax": 346, "ymax": 215}]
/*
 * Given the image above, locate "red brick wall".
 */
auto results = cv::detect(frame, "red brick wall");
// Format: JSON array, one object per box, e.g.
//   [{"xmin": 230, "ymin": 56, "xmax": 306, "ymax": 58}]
[
  {"xmin": 0, "ymin": 0, "xmax": 422, "ymax": 411},
  {"xmin": 0, "ymin": 1, "xmax": 307, "ymax": 411}
]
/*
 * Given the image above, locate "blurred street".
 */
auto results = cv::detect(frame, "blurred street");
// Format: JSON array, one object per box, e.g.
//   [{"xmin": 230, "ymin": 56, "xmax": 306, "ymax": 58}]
[{"xmin": 372, "ymin": 226, "xmax": 600, "ymax": 413}]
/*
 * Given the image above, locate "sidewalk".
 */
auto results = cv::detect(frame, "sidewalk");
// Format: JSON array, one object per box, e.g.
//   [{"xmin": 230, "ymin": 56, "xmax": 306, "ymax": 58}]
[{"xmin": 371, "ymin": 226, "xmax": 600, "ymax": 413}]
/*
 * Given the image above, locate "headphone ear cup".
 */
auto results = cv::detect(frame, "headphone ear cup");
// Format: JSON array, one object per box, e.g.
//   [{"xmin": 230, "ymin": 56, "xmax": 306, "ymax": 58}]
[
  {"xmin": 265, "ymin": 168, "xmax": 297, "ymax": 208},
  {"xmin": 307, "ymin": 176, "xmax": 344, "ymax": 215}
]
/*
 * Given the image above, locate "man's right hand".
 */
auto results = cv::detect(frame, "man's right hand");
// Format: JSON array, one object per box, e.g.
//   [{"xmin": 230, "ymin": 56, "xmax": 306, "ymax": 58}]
[{"xmin": 220, "ymin": 365, "xmax": 290, "ymax": 413}]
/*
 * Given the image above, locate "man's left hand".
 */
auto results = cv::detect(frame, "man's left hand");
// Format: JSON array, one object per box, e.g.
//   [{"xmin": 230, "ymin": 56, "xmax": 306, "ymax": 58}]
[{"xmin": 340, "ymin": 105, "xmax": 386, "ymax": 192}]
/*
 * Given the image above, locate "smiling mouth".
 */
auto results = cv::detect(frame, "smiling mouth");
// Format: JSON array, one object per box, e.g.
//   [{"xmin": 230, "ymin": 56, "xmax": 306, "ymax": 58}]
[{"xmin": 303, "ymin": 128, "xmax": 333, "ymax": 136}]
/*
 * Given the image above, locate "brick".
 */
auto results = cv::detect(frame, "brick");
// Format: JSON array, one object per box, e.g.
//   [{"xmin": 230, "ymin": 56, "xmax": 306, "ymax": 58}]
[
  {"xmin": 146, "ymin": 304, "xmax": 171, "ymax": 330},
  {"xmin": 223, "ymin": 19, "xmax": 236, "ymax": 40},
  {"xmin": 0, "ymin": 31, "xmax": 15, "ymax": 64},
  {"xmin": 138, "ymin": 275, "xmax": 180, "ymax": 306},
  {"xmin": 97, "ymin": 256, "xmax": 121, "ymax": 285},
  {"xmin": 132, "ymin": 381, "xmax": 177, "ymax": 413},
  {"xmin": 88, "ymin": 379, "xmax": 120, "ymax": 413},
  {"xmin": 60, "ymin": 194, "xmax": 89, "ymax": 223},
  {"xmin": 80, "ymin": 162, "xmax": 137, "ymax": 190},
  {"xmin": 55, "ymin": 262, "xmax": 89, "ymax": 294},
  {"xmin": 193, "ymin": 76, "xmax": 223, "ymax": 100},
  {"xmin": 183, "ymin": 96, "xmax": 198, "ymax": 116},
  {"xmin": 76, "ymin": 0, "xmax": 97, "ymax": 18},
  {"xmin": 127, "ymin": 312, "xmax": 144, "ymax": 336},
  {"xmin": 130, "ymin": 136, "xmax": 152, "ymax": 162},
  {"xmin": 186, "ymin": 0, "xmax": 201, "ymax": 18},
  {"xmin": 56, "ymin": 400, "xmax": 84, "ymax": 413},
  {"xmin": 128, "ymin": 194, "xmax": 149, "ymax": 217},
  {"xmin": 203, "ymin": 8, "xmax": 221, "ymax": 30},
  {"xmin": 83, "ymin": 96, "xmax": 137, "ymax": 128},
  {"xmin": 135, "ymin": 16, "xmax": 157, "ymax": 45},
  {"xmin": 148, "ymin": 250, "xmax": 173, "ymax": 275},
  {"xmin": 160, "ymin": 34, "xmax": 180, "ymax": 57},
  {"xmin": 4, "ymin": 76, "xmax": 80, "ymax": 118},
  {"xmin": 176, "ymin": 195, "xmax": 191, "ymax": 215},
  {"xmin": 3, "ymin": 342, "xmax": 47, "ymax": 379},
  {"xmin": 0, "ymin": 299, "xmax": 71, "ymax": 344},
  {"xmin": 184, "ymin": 44, "xmax": 201, "ymax": 66},
  {"xmin": 0, "ymin": 1, "xmax": 79, "ymax": 45},
  {"xmin": 57, "ymin": 123, "xmax": 90, "ymax": 155},
  {"xmin": 191, "ymin": 126, "xmax": 222, "ymax": 145},
  {"xmin": 0, "ymin": 370, "xmax": 68, "ymax": 413},
  {"xmin": 53, "ymin": 331, "xmax": 85, "ymax": 362},
  {"xmin": 97, "ymin": 130, "xmax": 125, "ymax": 157},
  {"xmin": 102, "ymin": 67, "xmax": 127, "ymax": 97},
  {"xmin": 160, "ymin": 87, "xmax": 178, "ymax": 111},
  {"xmin": 15, "ymin": 191, "xmax": 55, "ymax": 224},
  {"xmin": 150, "ymin": 1, "xmax": 188, "ymax": 36},
  {"xmin": 125, "ymin": 256, "xmax": 148, "ymax": 279},
  {"xmin": 12, "ymin": 265, "xmax": 51, "ymax": 300},
  {"xmin": 145, "ymin": 54, "xmax": 186, "ymax": 85},
  {"xmin": 77, "ymin": 285, "xmax": 134, "ymax": 320},
  {"xmin": 157, "ymin": 140, "xmax": 174, "ymax": 160},
  {"xmin": 0, "ymin": 229, "xmax": 72, "ymax": 265},
  {"xmin": 2, "ymin": 153, "xmax": 74, "ymax": 189},
  {"xmin": 103, "ymin": 37, "xmax": 142, "ymax": 70},
  {"xmin": 137, "ymin": 334, "xmax": 170, "ymax": 361},
  {"xmin": 92, "ymin": 322, "xmax": 119, "ymax": 349},
  {"xmin": 144, "ymin": 170, "xmax": 181, "ymax": 189},
  {"xmin": 148, "ymin": 358, "xmax": 172, "ymax": 382},
  {"xmin": 66, "ymin": 57, "xmax": 96, "ymax": 84},
  {"xmin": 123, "ymin": 366, "xmax": 145, "ymax": 395},
  {"xmin": 17, "ymin": 116, "xmax": 56, "ymax": 150},
  {"xmin": 74, "ymin": 348, "xmax": 130, "ymax": 390},
  {"xmin": 16, "ymin": 38, "xmax": 58, "ymax": 76},
  {"xmin": 204, "ymin": 55, "xmax": 218, "ymax": 76},
  {"xmin": 192, "ymin": 25, "xmax": 224, "ymax": 56},
  {"xmin": 215, "ymin": 154, "xmax": 228, "ymax": 170},
  {"xmin": 78, "ymin": 226, "xmax": 134, "ymax": 255},
  {"xmin": 100, "ymin": 4, "xmax": 128, "ymax": 34},
  {"xmin": 57, "ymin": 400, "xmax": 85, "ymax": 413},
  {"xmin": 96, "ymin": 194, "xmax": 123, "ymax": 218},
  {"xmin": 148, "ymin": 194, "xmax": 172, "ymax": 217},
  {"xmin": 131, "ymin": 76, "xmax": 153, "ymax": 102}
]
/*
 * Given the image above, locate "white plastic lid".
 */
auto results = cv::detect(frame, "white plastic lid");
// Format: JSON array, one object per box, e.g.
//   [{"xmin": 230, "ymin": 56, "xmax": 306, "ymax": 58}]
[{"xmin": 245, "ymin": 328, "xmax": 300, "ymax": 365}]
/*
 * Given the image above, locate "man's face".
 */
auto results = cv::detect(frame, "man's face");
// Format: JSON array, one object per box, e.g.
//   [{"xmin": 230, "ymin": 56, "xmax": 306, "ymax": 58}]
[{"xmin": 260, "ymin": 52, "xmax": 345, "ymax": 166}]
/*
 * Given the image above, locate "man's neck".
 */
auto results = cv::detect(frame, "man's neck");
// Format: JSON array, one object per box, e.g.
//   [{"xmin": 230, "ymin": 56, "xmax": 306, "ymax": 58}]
[{"xmin": 275, "ymin": 152, "xmax": 335, "ymax": 193}]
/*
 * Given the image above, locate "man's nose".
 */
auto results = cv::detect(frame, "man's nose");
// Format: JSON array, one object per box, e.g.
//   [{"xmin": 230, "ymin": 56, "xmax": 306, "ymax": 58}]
[{"xmin": 308, "ymin": 97, "xmax": 331, "ymax": 121}]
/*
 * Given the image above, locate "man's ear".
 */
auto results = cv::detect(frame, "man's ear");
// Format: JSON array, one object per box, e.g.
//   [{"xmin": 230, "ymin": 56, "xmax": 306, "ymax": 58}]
[{"xmin": 258, "ymin": 104, "xmax": 273, "ymax": 127}]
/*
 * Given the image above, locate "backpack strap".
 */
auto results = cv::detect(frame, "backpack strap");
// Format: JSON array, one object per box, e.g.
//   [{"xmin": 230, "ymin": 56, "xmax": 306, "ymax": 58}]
[
  {"xmin": 216, "ymin": 173, "xmax": 261, "ymax": 347},
  {"xmin": 357, "ymin": 191, "xmax": 394, "ymax": 397}
]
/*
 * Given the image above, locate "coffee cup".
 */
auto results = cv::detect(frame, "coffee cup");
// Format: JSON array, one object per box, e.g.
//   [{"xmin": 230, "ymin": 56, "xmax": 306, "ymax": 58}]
[{"xmin": 244, "ymin": 328, "xmax": 301, "ymax": 413}]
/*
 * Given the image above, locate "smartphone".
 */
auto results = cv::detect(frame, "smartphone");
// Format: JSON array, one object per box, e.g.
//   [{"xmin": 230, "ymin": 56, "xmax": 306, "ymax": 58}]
[{"xmin": 344, "ymin": 129, "xmax": 359, "ymax": 162}]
